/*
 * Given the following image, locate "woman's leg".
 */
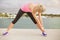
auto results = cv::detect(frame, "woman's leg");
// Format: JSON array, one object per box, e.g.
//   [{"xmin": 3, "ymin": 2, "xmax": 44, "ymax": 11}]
[
  {"xmin": 27, "ymin": 12, "xmax": 44, "ymax": 31},
  {"xmin": 27, "ymin": 12, "xmax": 47, "ymax": 36},
  {"xmin": 7, "ymin": 9, "xmax": 24, "ymax": 32},
  {"xmin": 3, "ymin": 9, "xmax": 24, "ymax": 35}
]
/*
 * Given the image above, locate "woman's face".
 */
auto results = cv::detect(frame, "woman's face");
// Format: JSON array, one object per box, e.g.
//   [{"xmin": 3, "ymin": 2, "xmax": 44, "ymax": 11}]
[
  {"xmin": 36, "ymin": 4, "xmax": 46, "ymax": 13},
  {"xmin": 33, "ymin": 5, "xmax": 42, "ymax": 13}
]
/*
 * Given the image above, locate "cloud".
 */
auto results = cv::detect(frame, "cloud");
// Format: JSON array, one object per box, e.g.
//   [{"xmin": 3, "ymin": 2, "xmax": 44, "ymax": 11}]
[
  {"xmin": 52, "ymin": 0, "xmax": 59, "ymax": 5},
  {"xmin": 0, "ymin": 0, "xmax": 60, "ymax": 14}
]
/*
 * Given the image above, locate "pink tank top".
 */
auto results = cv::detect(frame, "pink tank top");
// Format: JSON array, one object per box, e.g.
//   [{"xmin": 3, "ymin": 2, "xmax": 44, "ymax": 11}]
[{"xmin": 21, "ymin": 4, "xmax": 31, "ymax": 12}]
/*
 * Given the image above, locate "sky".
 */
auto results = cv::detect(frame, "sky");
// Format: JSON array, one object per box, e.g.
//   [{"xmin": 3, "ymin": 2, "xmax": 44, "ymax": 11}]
[{"xmin": 0, "ymin": 0, "xmax": 60, "ymax": 14}]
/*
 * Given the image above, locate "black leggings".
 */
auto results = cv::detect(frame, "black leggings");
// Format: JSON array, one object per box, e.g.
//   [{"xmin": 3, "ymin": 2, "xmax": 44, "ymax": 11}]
[{"xmin": 12, "ymin": 9, "xmax": 37, "ymax": 24}]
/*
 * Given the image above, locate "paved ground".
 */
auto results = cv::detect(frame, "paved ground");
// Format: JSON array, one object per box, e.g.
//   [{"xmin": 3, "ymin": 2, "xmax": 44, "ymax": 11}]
[{"xmin": 0, "ymin": 29, "xmax": 60, "ymax": 40}]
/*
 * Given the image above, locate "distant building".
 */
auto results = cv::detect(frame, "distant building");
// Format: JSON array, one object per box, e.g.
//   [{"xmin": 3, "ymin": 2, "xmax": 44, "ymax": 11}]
[{"xmin": 7, "ymin": 13, "xmax": 16, "ymax": 18}]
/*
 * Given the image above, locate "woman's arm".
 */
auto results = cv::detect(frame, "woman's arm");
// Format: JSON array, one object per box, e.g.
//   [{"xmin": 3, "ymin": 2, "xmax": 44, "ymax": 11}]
[
  {"xmin": 38, "ymin": 12, "xmax": 43, "ymax": 26},
  {"xmin": 32, "ymin": 10, "xmax": 45, "ymax": 32}
]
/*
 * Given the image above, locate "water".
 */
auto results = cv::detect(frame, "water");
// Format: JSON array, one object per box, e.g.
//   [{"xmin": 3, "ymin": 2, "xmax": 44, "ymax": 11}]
[{"xmin": 0, "ymin": 17, "xmax": 60, "ymax": 29}]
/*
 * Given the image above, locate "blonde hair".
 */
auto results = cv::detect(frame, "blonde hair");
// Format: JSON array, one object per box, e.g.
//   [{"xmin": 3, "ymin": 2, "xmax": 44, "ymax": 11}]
[{"xmin": 33, "ymin": 4, "xmax": 46, "ymax": 13}]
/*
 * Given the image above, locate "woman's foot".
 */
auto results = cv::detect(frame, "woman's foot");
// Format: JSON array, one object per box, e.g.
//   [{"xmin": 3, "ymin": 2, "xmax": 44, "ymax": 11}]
[
  {"xmin": 42, "ymin": 32, "xmax": 47, "ymax": 36},
  {"xmin": 3, "ymin": 32, "xmax": 8, "ymax": 35}
]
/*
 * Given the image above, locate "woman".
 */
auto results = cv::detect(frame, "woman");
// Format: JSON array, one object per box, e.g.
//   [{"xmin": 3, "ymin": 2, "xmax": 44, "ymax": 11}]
[{"xmin": 3, "ymin": 3, "xmax": 47, "ymax": 36}]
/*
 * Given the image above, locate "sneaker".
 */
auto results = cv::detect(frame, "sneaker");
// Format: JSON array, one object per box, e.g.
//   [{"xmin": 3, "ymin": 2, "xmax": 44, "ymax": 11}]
[
  {"xmin": 3, "ymin": 32, "xmax": 8, "ymax": 35},
  {"xmin": 42, "ymin": 32, "xmax": 47, "ymax": 36}
]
